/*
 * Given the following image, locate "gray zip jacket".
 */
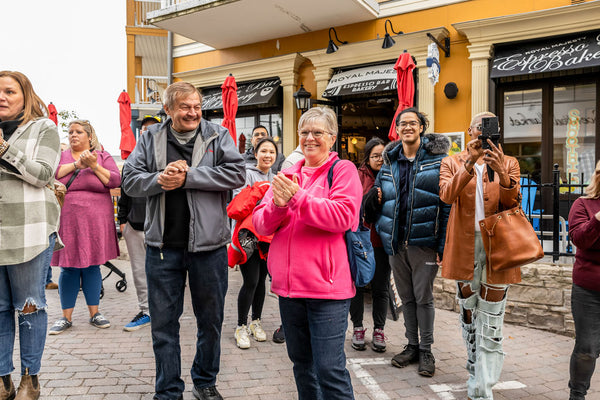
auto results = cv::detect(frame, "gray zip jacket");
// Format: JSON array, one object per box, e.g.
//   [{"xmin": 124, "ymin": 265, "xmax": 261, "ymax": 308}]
[{"xmin": 122, "ymin": 117, "xmax": 246, "ymax": 252}]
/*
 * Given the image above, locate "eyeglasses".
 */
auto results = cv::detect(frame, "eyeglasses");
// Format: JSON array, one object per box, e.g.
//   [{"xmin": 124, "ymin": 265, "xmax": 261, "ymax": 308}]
[
  {"xmin": 253, "ymin": 131, "xmax": 268, "ymax": 138},
  {"xmin": 370, "ymin": 154, "xmax": 383, "ymax": 160},
  {"xmin": 398, "ymin": 121, "xmax": 420, "ymax": 128},
  {"xmin": 472, "ymin": 124, "xmax": 482, "ymax": 131},
  {"xmin": 298, "ymin": 130, "xmax": 329, "ymax": 138}
]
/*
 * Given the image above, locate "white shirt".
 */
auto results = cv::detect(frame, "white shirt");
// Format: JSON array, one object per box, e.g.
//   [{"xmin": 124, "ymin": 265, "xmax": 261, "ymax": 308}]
[{"xmin": 474, "ymin": 163, "xmax": 486, "ymax": 231}]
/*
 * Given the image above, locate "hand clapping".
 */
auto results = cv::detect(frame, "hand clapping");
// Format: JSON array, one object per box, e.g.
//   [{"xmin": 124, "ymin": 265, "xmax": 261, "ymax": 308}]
[
  {"xmin": 272, "ymin": 172, "xmax": 299, "ymax": 207},
  {"xmin": 158, "ymin": 160, "xmax": 189, "ymax": 191}
]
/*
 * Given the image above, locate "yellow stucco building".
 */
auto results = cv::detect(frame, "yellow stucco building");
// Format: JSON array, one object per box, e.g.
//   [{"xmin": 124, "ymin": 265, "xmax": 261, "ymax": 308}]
[{"xmin": 127, "ymin": 0, "xmax": 600, "ymax": 184}]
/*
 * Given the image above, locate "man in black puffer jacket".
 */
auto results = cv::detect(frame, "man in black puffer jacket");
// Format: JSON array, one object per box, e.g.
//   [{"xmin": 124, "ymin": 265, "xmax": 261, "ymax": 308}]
[{"xmin": 365, "ymin": 107, "xmax": 450, "ymax": 378}]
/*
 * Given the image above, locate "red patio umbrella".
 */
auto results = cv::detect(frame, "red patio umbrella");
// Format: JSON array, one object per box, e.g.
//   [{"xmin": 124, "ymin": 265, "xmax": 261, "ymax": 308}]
[
  {"xmin": 388, "ymin": 52, "xmax": 416, "ymax": 141},
  {"xmin": 118, "ymin": 90, "xmax": 136, "ymax": 160},
  {"xmin": 221, "ymin": 74, "xmax": 238, "ymax": 144},
  {"xmin": 48, "ymin": 103, "xmax": 58, "ymax": 125}
]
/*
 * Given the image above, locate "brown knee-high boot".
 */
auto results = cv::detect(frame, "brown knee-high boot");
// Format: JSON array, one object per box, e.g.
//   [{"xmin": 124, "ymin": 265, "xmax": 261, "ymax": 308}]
[
  {"xmin": 15, "ymin": 369, "xmax": 39, "ymax": 400},
  {"xmin": 0, "ymin": 375, "xmax": 15, "ymax": 400}
]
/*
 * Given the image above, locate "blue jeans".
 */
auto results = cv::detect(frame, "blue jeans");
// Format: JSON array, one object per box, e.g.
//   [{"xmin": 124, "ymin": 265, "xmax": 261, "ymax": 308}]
[
  {"xmin": 146, "ymin": 246, "xmax": 228, "ymax": 400},
  {"xmin": 569, "ymin": 283, "xmax": 600, "ymax": 400},
  {"xmin": 0, "ymin": 234, "xmax": 56, "ymax": 376},
  {"xmin": 279, "ymin": 297, "xmax": 354, "ymax": 400},
  {"xmin": 58, "ymin": 265, "xmax": 102, "ymax": 309}
]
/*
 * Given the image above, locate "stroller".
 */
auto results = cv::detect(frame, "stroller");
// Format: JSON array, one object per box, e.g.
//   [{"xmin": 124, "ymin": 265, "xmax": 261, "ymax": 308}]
[{"xmin": 100, "ymin": 261, "xmax": 127, "ymax": 299}]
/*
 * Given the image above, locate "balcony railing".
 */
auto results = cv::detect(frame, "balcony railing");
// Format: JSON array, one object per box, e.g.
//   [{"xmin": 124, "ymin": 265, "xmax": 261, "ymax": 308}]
[
  {"xmin": 160, "ymin": 0, "xmax": 184, "ymax": 7},
  {"xmin": 134, "ymin": 75, "xmax": 169, "ymax": 105},
  {"xmin": 134, "ymin": 0, "xmax": 163, "ymax": 27}
]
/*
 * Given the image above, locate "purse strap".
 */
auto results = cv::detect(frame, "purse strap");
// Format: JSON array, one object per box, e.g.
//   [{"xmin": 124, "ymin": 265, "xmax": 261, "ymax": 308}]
[{"xmin": 65, "ymin": 168, "xmax": 80, "ymax": 189}]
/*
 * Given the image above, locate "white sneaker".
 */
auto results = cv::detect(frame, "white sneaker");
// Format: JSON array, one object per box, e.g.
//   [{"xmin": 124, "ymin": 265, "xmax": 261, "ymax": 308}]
[
  {"xmin": 235, "ymin": 325, "xmax": 251, "ymax": 349},
  {"xmin": 249, "ymin": 319, "xmax": 267, "ymax": 342}
]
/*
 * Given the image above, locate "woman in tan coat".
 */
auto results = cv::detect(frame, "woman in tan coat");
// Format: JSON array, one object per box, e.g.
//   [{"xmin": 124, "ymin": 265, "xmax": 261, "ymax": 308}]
[{"xmin": 439, "ymin": 112, "xmax": 521, "ymax": 400}]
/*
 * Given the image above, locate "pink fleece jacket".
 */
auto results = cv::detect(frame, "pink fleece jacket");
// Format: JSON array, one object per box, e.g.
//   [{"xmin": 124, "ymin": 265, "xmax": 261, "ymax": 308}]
[{"xmin": 253, "ymin": 153, "xmax": 362, "ymax": 300}]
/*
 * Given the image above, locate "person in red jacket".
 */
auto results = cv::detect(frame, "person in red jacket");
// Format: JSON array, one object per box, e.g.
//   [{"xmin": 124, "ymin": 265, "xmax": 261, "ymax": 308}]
[
  {"xmin": 228, "ymin": 138, "xmax": 277, "ymax": 349},
  {"xmin": 567, "ymin": 160, "xmax": 600, "ymax": 400},
  {"xmin": 350, "ymin": 137, "xmax": 391, "ymax": 353}
]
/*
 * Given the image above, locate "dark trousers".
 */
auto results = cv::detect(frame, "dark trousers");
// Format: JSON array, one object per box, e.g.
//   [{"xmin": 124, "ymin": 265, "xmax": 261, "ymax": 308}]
[
  {"xmin": 350, "ymin": 246, "xmax": 390, "ymax": 329},
  {"xmin": 279, "ymin": 297, "xmax": 354, "ymax": 400},
  {"xmin": 237, "ymin": 252, "xmax": 268, "ymax": 326},
  {"xmin": 146, "ymin": 245, "xmax": 228, "ymax": 400},
  {"xmin": 569, "ymin": 283, "xmax": 600, "ymax": 400}
]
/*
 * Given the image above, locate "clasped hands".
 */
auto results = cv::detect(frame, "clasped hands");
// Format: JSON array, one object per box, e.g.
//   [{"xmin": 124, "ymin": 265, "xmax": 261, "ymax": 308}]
[
  {"xmin": 158, "ymin": 160, "xmax": 188, "ymax": 191},
  {"xmin": 77, "ymin": 150, "xmax": 99, "ymax": 170},
  {"xmin": 272, "ymin": 173, "xmax": 299, "ymax": 207}
]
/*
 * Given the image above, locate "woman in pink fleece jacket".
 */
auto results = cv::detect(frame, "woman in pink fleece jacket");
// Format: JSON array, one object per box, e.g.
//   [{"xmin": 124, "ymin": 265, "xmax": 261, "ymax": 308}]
[{"xmin": 253, "ymin": 107, "xmax": 362, "ymax": 400}]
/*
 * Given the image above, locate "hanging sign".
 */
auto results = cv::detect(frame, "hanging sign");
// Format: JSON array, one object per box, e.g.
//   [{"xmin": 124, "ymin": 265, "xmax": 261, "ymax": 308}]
[{"xmin": 491, "ymin": 30, "xmax": 600, "ymax": 78}]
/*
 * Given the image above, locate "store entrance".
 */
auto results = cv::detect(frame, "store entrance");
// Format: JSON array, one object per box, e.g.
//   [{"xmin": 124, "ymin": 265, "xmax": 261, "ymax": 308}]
[{"xmin": 338, "ymin": 96, "xmax": 397, "ymax": 165}]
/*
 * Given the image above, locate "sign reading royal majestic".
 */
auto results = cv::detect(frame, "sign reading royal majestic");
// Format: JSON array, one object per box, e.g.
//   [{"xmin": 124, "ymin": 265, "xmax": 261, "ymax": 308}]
[
  {"xmin": 323, "ymin": 64, "xmax": 397, "ymax": 98},
  {"xmin": 491, "ymin": 30, "xmax": 600, "ymax": 78}
]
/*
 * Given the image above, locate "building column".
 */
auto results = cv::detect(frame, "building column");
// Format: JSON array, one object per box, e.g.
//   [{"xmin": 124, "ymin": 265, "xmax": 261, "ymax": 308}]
[
  {"xmin": 468, "ymin": 43, "xmax": 493, "ymax": 119},
  {"xmin": 414, "ymin": 53, "xmax": 434, "ymax": 132},
  {"xmin": 281, "ymin": 83, "xmax": 297, "ymax": 156},
  {"xmin": 313, "ymin": 67, "xmax": 333, "ymax": 102}
]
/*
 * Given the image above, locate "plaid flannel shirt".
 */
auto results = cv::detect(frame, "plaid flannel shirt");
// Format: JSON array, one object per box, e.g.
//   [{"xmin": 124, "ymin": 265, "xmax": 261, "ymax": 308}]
[{"xmin": 0, "ymin": 118, "xmax": 62, "ymax": 265}]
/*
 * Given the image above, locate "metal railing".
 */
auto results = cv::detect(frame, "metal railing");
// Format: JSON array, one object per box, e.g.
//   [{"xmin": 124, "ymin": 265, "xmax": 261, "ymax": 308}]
[
  {"xmin": 134, "ymin": 75, "xmax": 169, "ymax": 105},
  {"xmin": 134, "ymin": 0, "xmax": 163, "ymax": 27},
  {"xmin": 160, "ymin": 0, "xmax": 184, "ymax": 7},
  {"xmin": 521, "ymin": 163, "xmax": 585, "ymax": 262}
]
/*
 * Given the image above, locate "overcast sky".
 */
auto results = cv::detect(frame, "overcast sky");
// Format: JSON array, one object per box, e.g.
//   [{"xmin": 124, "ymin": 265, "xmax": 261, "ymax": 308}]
[{"xmin": 1, "ymin": 0, "xmax": 126, "ymax": 156}]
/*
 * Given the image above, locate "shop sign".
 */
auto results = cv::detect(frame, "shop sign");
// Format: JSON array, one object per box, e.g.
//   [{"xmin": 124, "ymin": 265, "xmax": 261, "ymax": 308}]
[
  {"xmin": 491, "ymin": 30, "xmax": 600, "ymax": 78},
  {"xmin": 202, "ymin": 78, "xmax": 281, "ymax": 110},
  {"xmin": 323, "ymin": 64, "xmax": 397, "ymax": 97}
]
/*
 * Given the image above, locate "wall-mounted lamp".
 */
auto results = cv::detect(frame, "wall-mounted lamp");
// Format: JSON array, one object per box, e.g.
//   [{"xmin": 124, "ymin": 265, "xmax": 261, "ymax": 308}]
[
  {"xmin": 427, "ymin": 32, "xmax": 450, "ymax": 57},
  {"xmin": 326, "ymin": 27, "xmax": 348, "ymax": 54},
  {"xmin": 293, "ymin": 84, "xmax": 312, "ymax": 113},
  {"xmin": 382, "ymin": 19, "xmax": 403, "ymax": 49},
  {"xmin": 444, "ymin": 82, "xmax": 458, "ymax": 99}
]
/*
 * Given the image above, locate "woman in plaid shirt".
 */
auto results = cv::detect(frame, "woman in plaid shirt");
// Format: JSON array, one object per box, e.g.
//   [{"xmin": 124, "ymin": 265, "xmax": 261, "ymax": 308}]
[{"xmin": 0, "ymin": 71, "xmax": 62, "ymax": 400}]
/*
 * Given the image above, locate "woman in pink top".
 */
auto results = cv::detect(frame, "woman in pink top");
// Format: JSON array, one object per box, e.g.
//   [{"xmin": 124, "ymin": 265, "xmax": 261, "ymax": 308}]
[
  {"xmin": 253, "ymin": 107, "xmax": 362, "ymax": 400},
  {"xmin": 49, "ymin": 120, "xmax": 121, "ymax": 335}
]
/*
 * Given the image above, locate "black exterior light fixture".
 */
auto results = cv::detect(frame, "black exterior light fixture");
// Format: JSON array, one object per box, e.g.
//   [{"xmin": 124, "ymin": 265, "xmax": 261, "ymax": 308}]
[
  {"xmin": 293, "ymin": 84, "xmax": 312, "ymax": 113},
  {"xmin": 427, "ymin": 32, "xmax": 451, "ymax": 57},
  {"xmin": 326, "ymin": 27, "xmax": 348, "ymax": 54},
  {"xmin": 382, "ymin": 19, "xmax": 403, "ymax": 49}
]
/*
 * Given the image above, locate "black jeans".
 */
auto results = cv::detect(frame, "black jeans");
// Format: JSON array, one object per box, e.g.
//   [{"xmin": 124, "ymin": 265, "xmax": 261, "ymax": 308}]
[
  {"xmin": 237, "ymin": 251, "xmax": 268, "ymax": 326},
  {"xmin": 569, "ymin": 283, "xmax": 600, "ymax": 400},
  {"xmin": 350, "ymin": 247, "xmax": 390, "ymax": 329}
]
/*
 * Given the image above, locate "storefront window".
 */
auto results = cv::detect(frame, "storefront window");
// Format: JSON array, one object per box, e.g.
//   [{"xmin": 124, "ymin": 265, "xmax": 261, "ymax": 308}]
[
  {"xmin": 502, "ymin": 89, "xmax": 543, "ymax": 180},
  {"xmin": 259, "ymin": 113, "xmax": 283, "ymax": 154},
  {"xmin": 553, "ymin": 83, "xmax": 596, "ymax": 185}
]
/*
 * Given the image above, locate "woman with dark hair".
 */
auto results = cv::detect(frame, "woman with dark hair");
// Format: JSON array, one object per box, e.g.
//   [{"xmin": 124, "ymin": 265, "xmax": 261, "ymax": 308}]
[
  {"xmin": 229, "ymin": 138, "xmax": 278, "ymax": 349},
  {"xmin": 49, "ymin": 120, "xmax": 121, "ymax": 335},
  {"xmin": 0, "ymin": 70, "xmax": 61, "ymax": 399},
  {"xmin": 349, "ymin": 137, "xmax": 391, "ymax": 352},
  {"xmin": 567, "ymin": 159, "xmax": 600, "ymax": 400}
]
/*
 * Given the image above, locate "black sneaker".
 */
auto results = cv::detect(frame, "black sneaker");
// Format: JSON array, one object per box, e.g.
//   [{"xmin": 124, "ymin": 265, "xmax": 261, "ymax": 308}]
[
  {"xmin": 418, "ymin": 350, "xmax": 435, "ymax": 377},
  {"xmin": 192, "ymin": 385, "xmax": 223, "ymax": 400},
  {"xmin": 89, "ymin": 312, "xmax": 111, "ymax": 329},
  {"xmin": 391, "ymin": 344, "xmax": 419, "ymax": 368},
  {"xmin": 272, "ymin": 325, "xmax": 285, "ymax": 343}
]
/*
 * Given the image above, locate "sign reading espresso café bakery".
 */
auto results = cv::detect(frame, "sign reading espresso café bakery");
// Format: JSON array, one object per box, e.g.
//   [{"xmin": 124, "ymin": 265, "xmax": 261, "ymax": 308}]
[{"xmin": 491, "ymin": 30, "xmax": 600, "ymax": 78}]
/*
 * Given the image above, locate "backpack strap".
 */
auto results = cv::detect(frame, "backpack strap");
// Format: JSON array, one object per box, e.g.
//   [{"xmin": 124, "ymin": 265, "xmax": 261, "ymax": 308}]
[{"xmin": 327, "ymin": 159, "xmax": 341, "ymax": 188}]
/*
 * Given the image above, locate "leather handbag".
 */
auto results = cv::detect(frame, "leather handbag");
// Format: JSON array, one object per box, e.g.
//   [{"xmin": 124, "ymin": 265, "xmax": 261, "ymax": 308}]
[
  {"xmin": 48, "ymin": 181, "xmax": 67, "ymax": 208},
  {"xmin": 479, "ymin": 206, "xmax": 544, "ymax": 272}
]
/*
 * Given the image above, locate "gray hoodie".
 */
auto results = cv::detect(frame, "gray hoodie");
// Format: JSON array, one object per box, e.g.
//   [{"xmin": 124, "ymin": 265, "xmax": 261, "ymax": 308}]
[{"xmin": 233, "ymin": 165, "xmax": 275, "ymax": 198}]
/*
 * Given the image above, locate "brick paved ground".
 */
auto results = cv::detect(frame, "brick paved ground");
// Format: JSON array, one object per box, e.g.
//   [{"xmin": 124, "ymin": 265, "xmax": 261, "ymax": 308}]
[{"xmin": 9, "ymin": 256, "xmax": 600, "ymax": 399}]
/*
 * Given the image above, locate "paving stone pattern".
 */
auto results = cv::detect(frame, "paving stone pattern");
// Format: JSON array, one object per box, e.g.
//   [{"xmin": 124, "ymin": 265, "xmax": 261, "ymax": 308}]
[{"xmin": 10, "ymin": 258, "xmax": 600, "ymax": 399}]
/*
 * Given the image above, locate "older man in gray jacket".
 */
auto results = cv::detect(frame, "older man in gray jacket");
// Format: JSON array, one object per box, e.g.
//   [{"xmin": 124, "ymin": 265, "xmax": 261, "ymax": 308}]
[{"xmin": 122, "ymin": 82, "xmax": 245, "ymax": 400}]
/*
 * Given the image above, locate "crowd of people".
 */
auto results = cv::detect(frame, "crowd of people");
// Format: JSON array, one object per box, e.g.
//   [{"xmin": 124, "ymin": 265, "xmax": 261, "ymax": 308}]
[{"xmin": 1, "ymin": 71, "xmax": 598, "ymax": 400}]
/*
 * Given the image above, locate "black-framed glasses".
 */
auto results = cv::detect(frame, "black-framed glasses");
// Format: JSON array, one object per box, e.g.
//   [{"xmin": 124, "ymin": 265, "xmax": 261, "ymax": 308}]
[
  {"xmin": 298, "ymin": 130, "xmax": 329, "ymax": 138},
  {"xmin": 370, "ymin": 154, "xmax": 383, "ymax": 160}
]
